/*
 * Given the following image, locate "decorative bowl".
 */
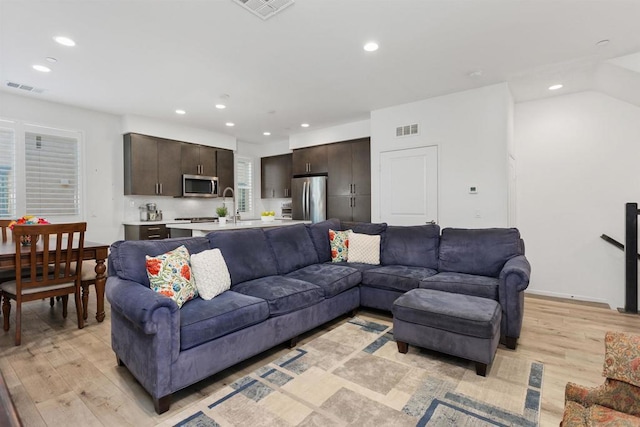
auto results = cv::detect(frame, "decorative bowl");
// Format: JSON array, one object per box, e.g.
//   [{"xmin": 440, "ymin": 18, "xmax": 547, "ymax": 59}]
[{"xmin": 261, "ymin": 216, "xmax": 275, "ymax": 222}]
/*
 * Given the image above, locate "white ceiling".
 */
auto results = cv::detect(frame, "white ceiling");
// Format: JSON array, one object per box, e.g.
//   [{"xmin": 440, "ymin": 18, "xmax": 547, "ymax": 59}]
[{"xmin": 1, "ymin": 0, "xmax": 640, "ymax": 145}]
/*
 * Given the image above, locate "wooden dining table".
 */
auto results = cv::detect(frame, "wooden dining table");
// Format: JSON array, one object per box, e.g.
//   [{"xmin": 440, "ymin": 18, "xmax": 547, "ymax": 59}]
[{"xmin": 0, "ymin": 240, "xmax": 109, "ymax": 322}]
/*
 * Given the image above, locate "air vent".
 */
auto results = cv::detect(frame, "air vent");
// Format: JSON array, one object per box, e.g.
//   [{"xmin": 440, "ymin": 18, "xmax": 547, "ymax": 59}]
[
  {"xmin": 396, "ymin": 123, "xmax": 419, "ymax": 137},
  {"xmin": 5, "ymin": 81, "xmax": 44, "ymax": 94},
  {"xmin": 233, "ymin": 0, "xmax": 294, "ymax": 20}
]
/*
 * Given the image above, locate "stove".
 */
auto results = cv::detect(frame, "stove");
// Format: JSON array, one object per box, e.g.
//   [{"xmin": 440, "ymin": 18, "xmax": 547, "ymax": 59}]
[{"xmin": 174, "ymin": 217, "xmax": 219, "ymax": 223}]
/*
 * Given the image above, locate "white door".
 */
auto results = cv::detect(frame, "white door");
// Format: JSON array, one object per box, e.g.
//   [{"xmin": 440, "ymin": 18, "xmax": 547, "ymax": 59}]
[{"xmin": 380, "ymin": 146, "xmax": 438, "ymax": 225}]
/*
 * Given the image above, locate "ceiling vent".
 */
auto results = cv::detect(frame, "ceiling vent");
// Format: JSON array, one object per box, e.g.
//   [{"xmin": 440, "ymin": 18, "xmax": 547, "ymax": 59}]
[
  {"xmin": 5, "ymin": 81, "xmax": 45, "ymax": 94},
  {"xmin": 232, "ymin": 0, "xmax": 294, "ymax": 20},
  {"xmin": 396, "ymin": 123, "xmax": 419, "ymax": 137}
]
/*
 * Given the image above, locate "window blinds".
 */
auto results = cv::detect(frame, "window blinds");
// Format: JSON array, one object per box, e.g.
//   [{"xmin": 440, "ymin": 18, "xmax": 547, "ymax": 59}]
[
  {"xmin": 0, "ymin": 127, "xmax": 15, "ymax": 218},
  {"xmin": 25, "ymin": 131, "xmax": 79, "ymax": 216},
  {"xmin": 236, "ymin": 157, "xmax": 253, "ymax": 213}
]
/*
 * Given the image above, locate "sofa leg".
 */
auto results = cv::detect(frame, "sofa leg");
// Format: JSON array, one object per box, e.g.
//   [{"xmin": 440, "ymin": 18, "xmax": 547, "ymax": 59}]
[
  {"xmin": 475, "ymin": 362, "xmax": 488, "ymax": 377},
  {"xmin": 505, "ymin": 336, "xmax": 518, "ymax": 350},
  {"xmin": 349, "ymin": 308, "xmax": 358, "ymax": 317},
  {"xmin": 397, "ymin": 341, "xmax": 408, "ymax": 354},
  {"xmin": 116, "ymin": 357, "xmax": 124, "ymax": 367},
  {"xmin": 288, "ymin": 336, "xmax": 299, "ymax": 349},
  {"xmin": 154, "ymin": 394, "xmax": 171, "ymax": 414}
]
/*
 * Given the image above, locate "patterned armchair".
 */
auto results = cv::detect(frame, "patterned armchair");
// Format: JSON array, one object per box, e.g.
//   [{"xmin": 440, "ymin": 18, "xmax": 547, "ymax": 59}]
[{"xmin": 561, "ymin": 331, "xmax": 640, "ymax": 426}]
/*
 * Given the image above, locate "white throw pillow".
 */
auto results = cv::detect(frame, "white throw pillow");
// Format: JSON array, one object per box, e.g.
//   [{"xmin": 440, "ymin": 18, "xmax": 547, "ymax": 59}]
[
  {"xmin": 190, "ymin": 248, "xmax": 231, "ymax": 300},
  {"xmin": 347, "ymin": 232, "xmax": 381, "ymax": 265}
]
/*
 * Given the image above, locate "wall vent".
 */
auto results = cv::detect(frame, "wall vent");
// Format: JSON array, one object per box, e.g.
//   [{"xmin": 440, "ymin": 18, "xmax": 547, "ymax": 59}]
[
  {"xmin": 396, "ymin": 123, "xmax": 419, "ymax": 137},
  {"xmin": 232, "ymin": 0, "xmax": 294, "ymax": 20},
  {"xmin": 5, "ymin": 81, "xmax": 45, "ymax": 94}
]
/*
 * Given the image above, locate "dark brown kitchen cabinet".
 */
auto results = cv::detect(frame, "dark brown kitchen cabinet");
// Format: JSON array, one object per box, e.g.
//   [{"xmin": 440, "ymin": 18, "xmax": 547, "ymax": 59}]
[
  {"xmin": 181, "ymin": 144, "xmax": 217, "ymax": 177},
  {"xmin": 292, "ymin": 145, "xmax": 328, "ymax": 175},
  {"xmin": 124, "ymin": 133, "xmax": 182, "ymax": 196},
  {"xmin": 261, "ymin": 153, "xmax": 292, "ymax": 198},
  {"xmin": 124, "ymin": 224, "xmax": 169, "ymax": 240},
  {"xmin": 216, "ymin": 149, "xmax": 234, "ymax": 193},
  {"xmin": 327, "ymin": 138, "xmax": 371, "ymax": 221}
]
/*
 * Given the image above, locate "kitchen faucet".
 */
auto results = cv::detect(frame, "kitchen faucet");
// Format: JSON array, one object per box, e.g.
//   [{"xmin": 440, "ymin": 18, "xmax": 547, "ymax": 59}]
[{"xmin": 222, "ymin": 187, "xmax": 238, "ymax": 224}]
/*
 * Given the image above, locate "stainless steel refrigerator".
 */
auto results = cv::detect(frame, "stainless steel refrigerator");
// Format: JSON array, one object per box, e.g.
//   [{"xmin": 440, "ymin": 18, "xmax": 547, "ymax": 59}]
[{"xmin": 292, "ymin": 176, "xmax": 327, "ymax": 222}]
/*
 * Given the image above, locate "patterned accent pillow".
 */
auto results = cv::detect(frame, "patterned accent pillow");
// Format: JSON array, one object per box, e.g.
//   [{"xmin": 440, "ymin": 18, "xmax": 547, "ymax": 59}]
[
  {"xmin": 347, "ymin": 231, "xmax": 380, "ymax": 265},
  {"xmin": 146, "ymin": 245, "xmax": 198, "ymax": 308},
  {"xmin": 603, "ymin": 331, "xmax": 640, "ymax": 387},
  {"xmin": 329, "ymin": 229, "xmax": 351, "ymax": 262},
  {"xmin": 191, "ymin": 248, "xmax": 231, "ymax": 300}
]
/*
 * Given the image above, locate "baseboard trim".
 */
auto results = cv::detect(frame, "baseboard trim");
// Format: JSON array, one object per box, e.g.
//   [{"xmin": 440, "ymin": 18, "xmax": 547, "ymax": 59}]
[{"xmin": 525, "ymin": 290, "xmax": 611, "ymax": 309}]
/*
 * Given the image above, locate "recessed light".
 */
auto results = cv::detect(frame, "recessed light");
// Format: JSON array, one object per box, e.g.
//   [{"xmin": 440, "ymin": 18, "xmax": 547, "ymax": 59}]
[
  {"xmin": 300, "ymin": 123, "xmax": 310, "ymax": 128},
  {"xmin": 263, "ymin": 132, "xmax": 271, "ymax": 136},
  {"xmin": 175, "ymin": 109, "xmax": 186, "ymax": 115},
  {"xmin": 45, "ymin": 57, "xmax": 57, "ymax": 63},
  {"xmin": 548, "ymin": 84, "xmax": 563, "ymax": 91},
  {"xmin": 363, "ymin": 42, "xmax": 379, "ymax": 52},
  {"xmin": 215, "ymin": 104, "xmax": 226, "ymax": 109},
  {"xmin": 32, "ymin": 64, "xmax": 51, "ymax": 73},
  {"xmin": 225, "ymin": 122, "xmax": 235, "ymax": 127},
  {"xmin": 54, "ymin": 36, "xmax": 76, "ymax": 47}
]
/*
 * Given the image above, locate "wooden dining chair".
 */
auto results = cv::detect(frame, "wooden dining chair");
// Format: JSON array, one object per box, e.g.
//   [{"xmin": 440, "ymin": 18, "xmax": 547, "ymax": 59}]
[
  {"xmin": 0, "ymin": 220, "xmax": 15, "ymax": 286},
  {"xmin": 1, "ymin": 222, "xmax": 87, "ymax": 346}
]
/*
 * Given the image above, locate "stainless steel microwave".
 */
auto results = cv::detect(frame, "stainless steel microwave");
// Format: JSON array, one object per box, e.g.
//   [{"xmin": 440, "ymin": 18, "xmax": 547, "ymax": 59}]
[{"xmin": 182, "ymin": 174, "xmax": 218, "ymax": 197}]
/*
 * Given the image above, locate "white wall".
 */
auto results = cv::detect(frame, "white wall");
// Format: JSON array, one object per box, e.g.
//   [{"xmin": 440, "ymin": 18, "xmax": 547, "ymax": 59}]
[
  {"xmin": 370, "ymin": 83, "xmax": 512, "ymax": 228},
  {"xmin": 516, "ymin": 91, "xmax": 640, "ymax": 308},
  {"xmin": 289, "ymin": 119, "xmax": 370, "ymax": 149},
  {"xmin": 0, "ymin": 92, "xmax": 123, "ymax": 244}
]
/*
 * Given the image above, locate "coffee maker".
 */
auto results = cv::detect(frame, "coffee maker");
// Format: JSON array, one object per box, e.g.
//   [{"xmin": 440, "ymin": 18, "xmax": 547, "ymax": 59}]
[{"xmin": 139, "ymin": 203, "xmax": 162, "ymax": 221}]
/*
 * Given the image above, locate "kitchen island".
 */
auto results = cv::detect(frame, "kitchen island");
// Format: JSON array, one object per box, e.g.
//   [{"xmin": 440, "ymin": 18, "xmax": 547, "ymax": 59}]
[{"xmin": 166, "ymin": 219, "xmax": 310, "ymax": 237}]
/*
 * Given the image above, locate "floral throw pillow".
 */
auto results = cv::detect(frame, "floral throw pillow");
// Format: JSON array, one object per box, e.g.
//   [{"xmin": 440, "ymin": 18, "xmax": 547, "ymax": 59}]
[
  {"xmin": 146, "ymin": 245, "xmax": 198, "ymax": 308},
  {"xmin": 329, "ymin": 229, "xmax": 351, "ymax": 262}
]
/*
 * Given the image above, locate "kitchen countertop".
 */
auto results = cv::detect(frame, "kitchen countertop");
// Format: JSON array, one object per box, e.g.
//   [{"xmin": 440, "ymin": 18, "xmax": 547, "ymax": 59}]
[
  {"xmin": 166, "ymin": 219, "xmax": 309, "ymax": 236},
  {"xmin": 122, "ymin": 220, "xmax": 192, "ymax": 226}
]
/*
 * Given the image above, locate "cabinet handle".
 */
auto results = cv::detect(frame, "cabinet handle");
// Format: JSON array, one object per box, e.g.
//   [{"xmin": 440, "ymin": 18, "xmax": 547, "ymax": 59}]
[
  {"xmin": 155, "ymin": 183, "xmax": 159, "ymax": 195},
  {"xmin": 147, "ymin": 227, "xmax": 160, "ymax": 231},
  {"xmin": 353, "ymin": 184, "xmax": 356, "ymax": 194},
  {"xmin": 353, "ymin": 197, "xmax": 356, "ymax": 207},
  {"xmin": 159, "ymin": 183, "xmax": 163, "ymax": 194},
  {"xmin": 148, "ymin": 234, "xmax": 161, "ymax": 239},
  {"xmin": 272, "ymin": 189, "xmax": 275, "ymax": 198}
]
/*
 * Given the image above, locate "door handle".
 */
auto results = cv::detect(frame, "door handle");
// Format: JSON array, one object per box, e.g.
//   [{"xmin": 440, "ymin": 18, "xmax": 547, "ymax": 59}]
[{"xmin": 426, "ymin": 220, "xmax": 436, "ymax": 224}]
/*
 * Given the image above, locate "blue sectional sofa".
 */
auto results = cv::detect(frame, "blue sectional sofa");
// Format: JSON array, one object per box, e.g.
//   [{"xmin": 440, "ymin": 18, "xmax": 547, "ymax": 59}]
[{"xmin": 106, "ymin": 219, "xmax": 530, "ymax": 413}]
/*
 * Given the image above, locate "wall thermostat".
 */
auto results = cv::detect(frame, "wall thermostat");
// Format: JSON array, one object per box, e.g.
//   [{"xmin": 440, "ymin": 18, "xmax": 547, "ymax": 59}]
[{"xmin": 469, "ymin": 186, "xmax": 478, "ymax": 194}]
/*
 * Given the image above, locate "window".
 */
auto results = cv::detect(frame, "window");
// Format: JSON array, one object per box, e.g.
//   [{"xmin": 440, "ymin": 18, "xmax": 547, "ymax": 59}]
[
  {"xmin": 25, "ymin": 131, "xmax": 80, "ymax": 216},
  {"xmin": 0, "ymin": 127, "xmax": 15, "ymax": 218},
  {"xmin": 236, "ymin": 157, "xmax": 253, "ymax": 214},
  {"xmin": 0, "ymin": 121, "xmax": 82, "ymax": 220}
]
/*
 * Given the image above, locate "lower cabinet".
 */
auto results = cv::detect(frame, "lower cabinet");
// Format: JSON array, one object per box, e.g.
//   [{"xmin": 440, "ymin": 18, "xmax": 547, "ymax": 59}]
[
  {"xmin": 327, "ymin": 195, "xmax": 371, "ymax": 223},
  {"xmin": 124, "ymin": 224, "xmax": 169, "ymax": 240}
]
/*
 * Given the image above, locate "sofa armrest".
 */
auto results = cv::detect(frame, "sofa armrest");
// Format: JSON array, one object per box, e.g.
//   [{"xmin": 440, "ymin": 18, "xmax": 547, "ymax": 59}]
[
  {"xmin": 106, "ymin": 276, "xmax": 179, "ymax": 335},
  {"xmin": 499, "ymin": 255, "xmax": 530, "ymax": 292},
  {"xmin": 565, "ymin": 379, "xmax": 640, "ymax": 417}
]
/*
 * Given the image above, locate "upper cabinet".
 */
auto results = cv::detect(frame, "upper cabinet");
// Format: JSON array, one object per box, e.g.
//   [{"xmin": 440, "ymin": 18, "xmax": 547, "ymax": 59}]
[
  {"xmin": 261, "ymin": 153, "xmax": 292, "ymax": 198},
  {"xmin": 216, "ymin": 149, "xmax": 234, "ymax": 193},
  {"xmin": 181, "ymin": 144, "xmax": 217, "ymax": 177},
  {"xmin": 124, "ymin": 133, "xmax": 182, "ymax": 196},
  {"xmin": 292, "ymin": 145, "xmax": 328, "ymax": 175}
]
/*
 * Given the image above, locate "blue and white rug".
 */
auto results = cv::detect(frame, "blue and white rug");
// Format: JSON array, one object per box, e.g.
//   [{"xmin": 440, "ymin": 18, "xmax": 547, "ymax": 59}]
[{"xmin": 168, "ymin": 317, "xmax": 542, "ymax": 426}]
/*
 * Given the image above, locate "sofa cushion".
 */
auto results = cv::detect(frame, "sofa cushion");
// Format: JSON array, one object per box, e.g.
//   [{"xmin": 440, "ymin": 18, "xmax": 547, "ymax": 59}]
[
  {"xmin": 179, "ymin": 291, "xmax": 269, "ymax": 351},
  {"xmin": 207, "ymin": 229, "xmax": 278, "ymax": 286},
  {"xmin": 285, "ymin": 264, "xmax": 361, "ymax": 298},
  {"xmin": 335, "ymin": 261, "xmax": 381, "ymax": 272},
  {"xmin": 381, "ymin": 224, "xmax": 439, "ymax": 269},
  {"xmin": 419, "ymin": 272, "xmax": 499, "ymax": 300},
  {"xmin": 264, "ymin": 224, "xmax": 319, "ymax": 274},
  {"xmin": 439, "ymin": 228, "xmax": 522, "ymax": 277},
  {"xmin": 341, "ymin": 221, "xmax": 387, "ymax": 235},
  {"xmin": 110, "ymin": 237, "xmax": 211, "ymax": 287},
  {"xmin": 306, "ymin": 218, "xmax": 341, "ymax": 263},
  {"xmin": 362, "ymin": 265, "xmax": 438, "ymax": 293},
  {"xmin": 347, "ymin": 232, "xmax": 380, "ymax": 265},
  {"xmin": 233, "ymin": 276, "xmax": 325, "ymax": 316}
]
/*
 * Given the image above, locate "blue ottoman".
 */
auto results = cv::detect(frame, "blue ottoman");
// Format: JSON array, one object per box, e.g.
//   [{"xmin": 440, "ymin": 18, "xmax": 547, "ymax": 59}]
[{"xmin": 392, "ymin": 288, "xmax": 501, "ymax": 376}]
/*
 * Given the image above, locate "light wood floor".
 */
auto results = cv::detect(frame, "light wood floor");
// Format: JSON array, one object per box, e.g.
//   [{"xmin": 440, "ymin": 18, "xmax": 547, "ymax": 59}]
[{"xmin": 0, "ymin": 292, "xmax": 639, "ymax": 426}]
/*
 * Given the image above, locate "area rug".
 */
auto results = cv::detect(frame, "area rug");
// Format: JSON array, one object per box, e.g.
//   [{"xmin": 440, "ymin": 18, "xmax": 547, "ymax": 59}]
[{"xmin": 168, "ymin": 317, "xmax": 543, "ymax": 427}]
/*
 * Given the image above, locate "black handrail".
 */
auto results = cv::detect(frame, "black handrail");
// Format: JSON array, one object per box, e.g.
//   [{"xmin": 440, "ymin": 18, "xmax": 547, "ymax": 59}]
[{"xmin": 601, "ymin": 234, "xmax": 640, "ymax": 260}]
